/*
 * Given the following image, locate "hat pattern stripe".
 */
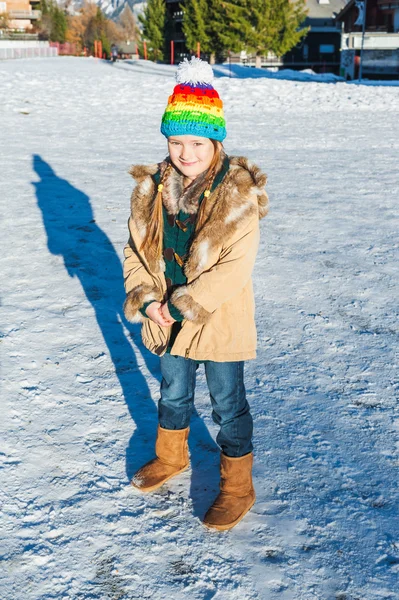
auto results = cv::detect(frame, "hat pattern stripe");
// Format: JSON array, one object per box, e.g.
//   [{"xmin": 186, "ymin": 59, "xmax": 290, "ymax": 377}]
[
  {"xmin": 161, "ymin": 121, "xmax": 225, "ymax": 140},
  {"xmin": 162, "ymin": 111, "xmax": 226, "ymax": 128},
  {"xmin": 164, "ymin": 102, "xmax": 223, "ymax": 119},
  {"xmin": 168, "ymin": 94, "xmax": 224, "ymax": 109}
]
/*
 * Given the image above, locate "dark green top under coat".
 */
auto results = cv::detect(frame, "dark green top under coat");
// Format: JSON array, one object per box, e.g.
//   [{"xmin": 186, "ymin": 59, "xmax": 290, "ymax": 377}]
[{"xmin": 140, "ymin": 158, "xmax": 230, "ymax": 354}]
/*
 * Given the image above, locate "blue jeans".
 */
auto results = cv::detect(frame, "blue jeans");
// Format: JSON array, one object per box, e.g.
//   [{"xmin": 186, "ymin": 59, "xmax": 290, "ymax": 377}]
[{"xmin": 159, "ymin": 354, "xmax": 253, "ymax": 458}]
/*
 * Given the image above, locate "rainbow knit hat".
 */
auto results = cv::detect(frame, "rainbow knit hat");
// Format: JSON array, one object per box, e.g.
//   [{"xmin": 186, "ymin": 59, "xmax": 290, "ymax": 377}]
[{"xmin": 161, "ymin": 57, "xmax": 226, "ymax": 142}]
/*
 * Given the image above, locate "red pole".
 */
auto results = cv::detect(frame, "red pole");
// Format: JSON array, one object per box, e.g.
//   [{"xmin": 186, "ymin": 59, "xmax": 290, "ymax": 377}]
[
  {"xmin": 98, "ymin": 40, "xmax": 102, "ymax": 59},
  {"xmin": 143, "ymin": 40, "xmax": 147, "ymax": 61},
  {"xmin": 94, "ymin": 40, "xmax": 97, "ymax": 57},
  {"xmin": 197, "ymin": 42, "xmax": 200, "ymax": 59},
  {"xmin": 171, "ymin": 40, "xmax": 174, "ymax": 65}
]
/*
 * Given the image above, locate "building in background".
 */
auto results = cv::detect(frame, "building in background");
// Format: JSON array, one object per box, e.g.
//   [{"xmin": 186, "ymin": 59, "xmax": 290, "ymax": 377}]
[
  {"xmin": 336, "ymin": 0, "xmax": 399, "ymax": 78},
  {"xmin": 165, "ymin": 0, "xmax": 186, "ymax": 63},
  {"xmin": 283, "ymin": 0, "xmax": 347, "ymax": 74},
  {"xmin": 0, "ymin": 0, "xmax": 41, "ymax": 31},
  {"xmin": 117, "ymin": 40, "xmax": 140, "ymax": 59}
]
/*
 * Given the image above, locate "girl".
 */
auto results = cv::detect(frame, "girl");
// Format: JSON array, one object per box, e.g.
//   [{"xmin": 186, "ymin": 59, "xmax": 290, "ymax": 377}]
[{"xmin": 123, "ymin": 58, "xmax": 268, "ymax": 531}]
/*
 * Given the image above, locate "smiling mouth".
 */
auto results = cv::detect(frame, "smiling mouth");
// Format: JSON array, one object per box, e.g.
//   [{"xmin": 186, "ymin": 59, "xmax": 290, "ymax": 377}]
[{"xmin": 179, "ymin": 160, "xmax": 198, "ymax": 166}]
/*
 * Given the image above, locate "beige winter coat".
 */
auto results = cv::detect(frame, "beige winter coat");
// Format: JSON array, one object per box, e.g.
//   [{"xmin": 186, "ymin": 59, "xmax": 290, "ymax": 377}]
[{"xmin": 123, "ymin": 156, "xmax": 268, "ymax": 362}]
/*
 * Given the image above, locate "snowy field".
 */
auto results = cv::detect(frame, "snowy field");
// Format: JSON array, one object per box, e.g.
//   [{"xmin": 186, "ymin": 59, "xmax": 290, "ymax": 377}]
[{"xmin": 1, "ymin": 57, "xmax": 399, "ymax": 600}]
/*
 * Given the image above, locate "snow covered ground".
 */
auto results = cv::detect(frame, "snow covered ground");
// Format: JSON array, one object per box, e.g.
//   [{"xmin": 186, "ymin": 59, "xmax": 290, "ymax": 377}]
[{"xmin": 1, "ymin": 57, "xmax": 399, "ymax": 599}]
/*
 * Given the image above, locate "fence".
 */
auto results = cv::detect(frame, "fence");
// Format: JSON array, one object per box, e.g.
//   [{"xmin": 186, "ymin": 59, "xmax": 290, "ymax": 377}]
[
  {"xmin": 49, "ymin": 42, "xmax": 77, "ymax": 56},
  {"xmin": 0, "ymin": 43, "xmax": 58, "ymax": 59}
]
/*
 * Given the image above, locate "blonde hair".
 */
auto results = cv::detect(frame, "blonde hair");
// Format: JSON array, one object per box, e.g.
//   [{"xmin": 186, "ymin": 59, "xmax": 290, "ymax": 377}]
[{"xmin": 140, "ymin": 140, "xmax": 223, "ymax": 259}]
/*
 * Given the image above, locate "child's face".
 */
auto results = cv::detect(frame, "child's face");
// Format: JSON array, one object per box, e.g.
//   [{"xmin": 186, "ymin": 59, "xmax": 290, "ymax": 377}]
[{"xmin": 168, "ymin": 135, "xmax": 215, "ymax": 181}]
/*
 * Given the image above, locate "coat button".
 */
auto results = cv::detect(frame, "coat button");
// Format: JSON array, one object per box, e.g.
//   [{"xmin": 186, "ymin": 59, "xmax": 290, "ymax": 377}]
[
  {"xmin": 164, "ymin": 247, "xmax": 174, "ymax": 261},
  {"xmin": 167, "ymin": 214, "xmax": 176, "ymax": 227}
]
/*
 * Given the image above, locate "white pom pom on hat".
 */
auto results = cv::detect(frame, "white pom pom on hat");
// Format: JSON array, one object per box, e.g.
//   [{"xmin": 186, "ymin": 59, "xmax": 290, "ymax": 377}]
[{"xmin": 176, "ymin": 57, "xmax": 214, "ymax": 86}]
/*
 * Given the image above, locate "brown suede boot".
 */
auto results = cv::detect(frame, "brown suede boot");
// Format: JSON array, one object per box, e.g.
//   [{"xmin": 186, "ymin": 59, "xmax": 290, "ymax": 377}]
[
  {"xmin": 131, "ymin": 425, "xmax": 189, "ymax": 493},
  {"xmin": 203, "ymin": 452, "xmax": 256, "ymax": 531}
]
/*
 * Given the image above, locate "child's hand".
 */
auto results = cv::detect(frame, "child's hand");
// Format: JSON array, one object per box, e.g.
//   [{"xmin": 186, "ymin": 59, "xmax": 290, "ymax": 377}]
[
  {"xmin": 160, "ymin": 302, "xmax": 176, "ymax": 324},
  {"xmin": 145, "ymin": 302, "xmax": 174, "ymax": 327}
]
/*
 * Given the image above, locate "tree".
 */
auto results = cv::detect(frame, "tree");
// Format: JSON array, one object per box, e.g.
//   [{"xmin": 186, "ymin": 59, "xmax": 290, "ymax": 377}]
[
  {"xmin": 38, "ymin": 0, "xmax": 52, "ymax": 39},
  {"xmin": 66, "ymin": 1, "xmax": 125, "ymax": 55},
  {"xmin": 139, "ymin": 0, "xmax": 166, "ymax": 61},
  {"xmin": 66, "ymin": 1, "xmax": 96, "ymax": 50},
  {"xmin": 213, "ymin": 0, "xmax": 246, "ymax": 51},
  {"xmin": 241, "ymin": 0, "xmax": 309, "ymax": 65},
  {"xmin": 37, "ymin": 0, "xmax": 67, "ymax": 43},
  {"xmin": 50, "ymin": 3, "xmax": 67, "ymax": 43},
  {"xmin": 182, "ymin": 0, "xmax": 210, "ymax": 54},
  {"xmin": 181, "ymin": 0, "xmax": 245, "ymax": 62},
  {"xmin": 0, "ymin": 12, "xmax": 9, "ymax": 30},
  {"xmin": 183, "ymin": 0, "xmax": 308, "ymax": 65},
  {"xmin": 84, "ymin": 6, "xmax": 112, "ymax": 57},
  {"xmin": 106, "ymin": 19, "xmax": 126, "ymax": 45},
  {"xmin": 66, "ymin": 14, "xmax": 85, "ymax": 48},
  {"xmin": 119, "ymin": 5, "xmax": 139, "ymax": 42}
]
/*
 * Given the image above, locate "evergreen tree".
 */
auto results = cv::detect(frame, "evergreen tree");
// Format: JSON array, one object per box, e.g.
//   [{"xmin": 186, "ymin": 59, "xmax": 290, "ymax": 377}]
[
  {"xmin": 182, "ymin": 0, "xmax": 210, "ymax": 54},
  {"xmin": 41, "ymin": 0, "xmax": 49, "ymax": 16},
  {"xmin": 38, "ymin": 0, "xmax": 67, "ymax": 43},
  {"xmin": 139, "ymin": 0, "xmax": 166, "ymax": 61},
  {"xmin": 237, "ymin": 0, "xmax": 308, "ymax": 60},
  {"xmin": 50, "ymin": 3, "xmax": 67, "ymax": 43},
  {"xmin": 96, "ymin": 7, "xmax": 111, "ymax": 57},
  {"xmin": 194, "ymin": 0, "xmax": 308, "ymax": 63},
  {"xmin": 189, "ymin": 0, "xmax": 243, "ymax": 62},
  {"xmin": 200, "ymin": 0, "xmax": 257, "ymax": 62}
]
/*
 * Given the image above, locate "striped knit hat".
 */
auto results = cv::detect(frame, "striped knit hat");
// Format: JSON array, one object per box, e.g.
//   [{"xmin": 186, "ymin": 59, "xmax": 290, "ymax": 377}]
[{"xmin": 161, "ymin": 57, "xmax": 226, "ymax": 142}]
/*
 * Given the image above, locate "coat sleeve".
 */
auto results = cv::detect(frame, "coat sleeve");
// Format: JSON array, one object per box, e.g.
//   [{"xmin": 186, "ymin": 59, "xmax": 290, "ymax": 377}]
[
  {"xmin": 169, "ymin": 211, "xmax": 260, "ymax": 324},
  {"xmin": 123, "ymin": 217, "xmax": 163, "ymax": 323}
]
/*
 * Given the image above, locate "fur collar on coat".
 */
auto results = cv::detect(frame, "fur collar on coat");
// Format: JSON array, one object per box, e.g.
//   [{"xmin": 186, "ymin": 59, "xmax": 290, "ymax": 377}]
[
  {"xmin": 128, "ymin": 155, "xmax": 269, "ymax": 278},
  {"xmin": 158, "ymin": 158, "xmax": 210, "ymax": 215}
]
